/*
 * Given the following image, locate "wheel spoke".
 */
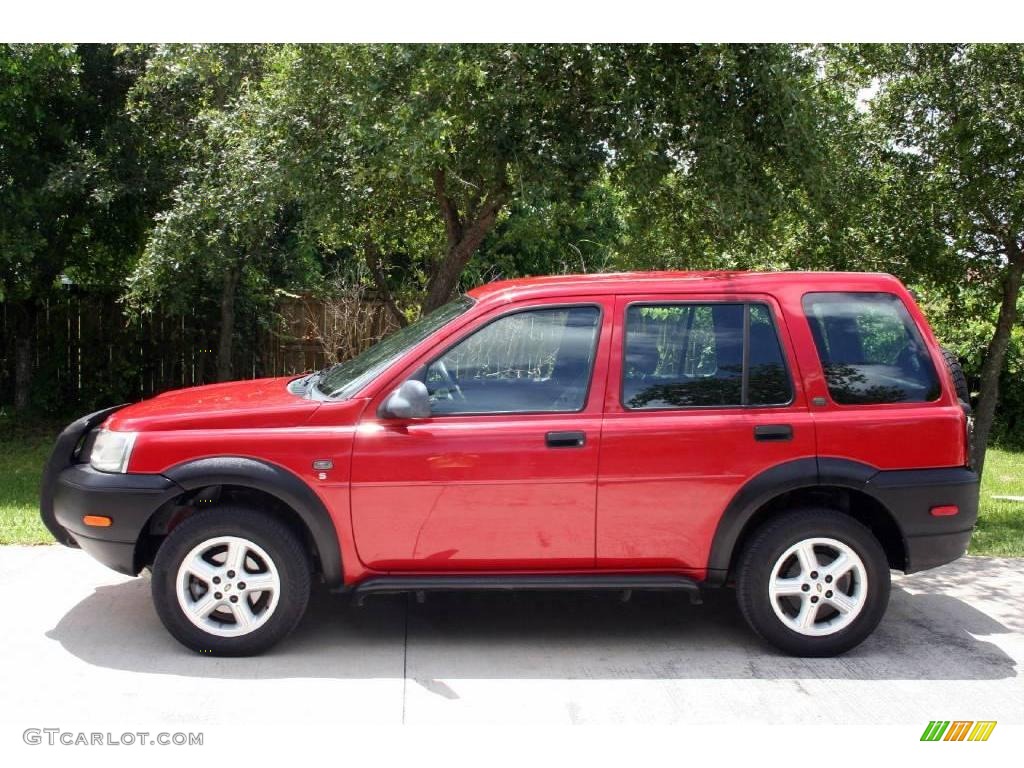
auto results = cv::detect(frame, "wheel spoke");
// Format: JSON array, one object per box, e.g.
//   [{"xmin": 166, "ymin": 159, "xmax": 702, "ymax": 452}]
[
  {"xmin": 242, "ymin": 573, "xmax": 276, "ymax": 593},
  {"xmin": 795, "ymin": 542, "xmax": 818, "ymax": 577},
  {"xmin": 225, "ymin": 540, "xmax": 248, "ymax": 574},
  {"xmin": 772, "ymin": 577, "xmax": 804, "ymax": 597},
  {"xmin": 795, "ymin": 597, "xmax": 819, "ymax": 630},
  {"xmin": 186, "ymin": 557, "xmax": 220, "ymax": 584},
  {"xmin": 824, "ymin": 552, "xmax": 853, "ymax": 580},
  {"xmin": 231, "ymin": 600, "xmax": 257, "ymax": 631},
  {"xmin": 827, "ymin": 590, "xmax": 859, "ymax": 615},
  {"xmin": 190, "ymin": 590, "xmax": 221, "ymax": 619}
]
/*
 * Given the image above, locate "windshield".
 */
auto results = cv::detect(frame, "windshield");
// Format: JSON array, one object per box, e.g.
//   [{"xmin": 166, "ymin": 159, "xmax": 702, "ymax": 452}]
[{"xmin": 316, "ymin": 296, "xmax": 475, "ymax": 398}]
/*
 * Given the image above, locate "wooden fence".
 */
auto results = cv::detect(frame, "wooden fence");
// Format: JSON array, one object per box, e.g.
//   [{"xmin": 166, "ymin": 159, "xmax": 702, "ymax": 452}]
[{"xmin": 0, "ymin": 290, "xmax": 394, "ymax": 413}]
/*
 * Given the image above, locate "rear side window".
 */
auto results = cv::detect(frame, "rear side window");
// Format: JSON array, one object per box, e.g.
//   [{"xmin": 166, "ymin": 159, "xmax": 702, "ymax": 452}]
[
  {"xmin": 622, "ymin": 302, "xmax": 792, "ymax": 409},
  {"xmin": 802, "ymin": 292, "xmax": 941, "ymax": 405}
]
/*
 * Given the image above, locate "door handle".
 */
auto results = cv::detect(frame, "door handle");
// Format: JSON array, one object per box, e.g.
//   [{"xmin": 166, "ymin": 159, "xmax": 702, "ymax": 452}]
[
  {"xmin": 546, "ymin": 431, "xmax": 586, "ymax": 448},
  {"xmin": 754, "ymin": 424, "xmax": 793, "ymax": 442}
]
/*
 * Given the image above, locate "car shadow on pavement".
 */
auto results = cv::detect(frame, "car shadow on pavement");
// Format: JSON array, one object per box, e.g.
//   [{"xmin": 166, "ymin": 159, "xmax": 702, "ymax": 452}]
[{"xmin": 46, "ymin": 571, "xmax": 1018, "ymax": 682}]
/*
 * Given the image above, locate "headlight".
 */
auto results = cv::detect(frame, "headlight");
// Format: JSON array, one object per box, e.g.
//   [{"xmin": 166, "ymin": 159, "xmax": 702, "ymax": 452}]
[{"xmin": 89, "ymin": 429, "xmax": 137, "ymax": 473}]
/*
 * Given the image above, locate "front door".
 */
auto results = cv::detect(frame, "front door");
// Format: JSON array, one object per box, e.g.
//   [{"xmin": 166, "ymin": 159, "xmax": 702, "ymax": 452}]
[{"xmin": 350, "ymin": 297, "xmax": 612, "ymax": 571}]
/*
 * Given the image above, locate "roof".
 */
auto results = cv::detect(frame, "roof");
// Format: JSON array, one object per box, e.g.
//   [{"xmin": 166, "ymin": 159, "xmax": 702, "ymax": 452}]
[{"xmin": 465, "ymin": 270, "xmax": 904, "ymax": 304}]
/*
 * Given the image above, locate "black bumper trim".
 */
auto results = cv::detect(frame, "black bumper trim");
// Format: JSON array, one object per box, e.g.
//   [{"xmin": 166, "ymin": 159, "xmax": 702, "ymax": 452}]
[
  {"xmin": 39, "ymin": 406, "xmax": 126, "ymax": 547},
  {"xmin": 67, "ymin": 533, "xmax": 140, "ymax": 576},
  {"xmin": 51, "ymin": 464, "xmax": 183, "ymax": 574},
  {"xmin": 865, "ymin": 466, "xmax": 979, "ymax": 572},
  {"xmin": 903, "ymin": 529, "xmax": 975, "ymax": 574}
]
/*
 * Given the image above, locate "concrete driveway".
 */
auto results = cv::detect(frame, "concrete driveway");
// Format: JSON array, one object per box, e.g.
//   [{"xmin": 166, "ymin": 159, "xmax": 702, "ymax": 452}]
[{"xmin": 0, "ymin": 545, "xmax": 1021, "ymax": 726}]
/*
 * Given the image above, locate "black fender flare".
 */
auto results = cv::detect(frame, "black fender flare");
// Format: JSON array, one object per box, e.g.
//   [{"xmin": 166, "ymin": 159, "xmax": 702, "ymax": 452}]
[
  {"xmin": 163, "ymin": 456, "xmax": 342, "ymax": 586},
  {"xmin": 704, "ymin": 457, "xmax": 892, "ymax": 585}
]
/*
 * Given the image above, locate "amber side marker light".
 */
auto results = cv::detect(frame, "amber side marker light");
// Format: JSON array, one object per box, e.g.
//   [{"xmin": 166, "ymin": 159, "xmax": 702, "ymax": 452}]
[
  {"xmin": 82, "ymin": 515, "xmax": 113, "ymax": 527},
  {"xmin": 930, "ymin": 505, "xmax": 959, "ymax": 517}
]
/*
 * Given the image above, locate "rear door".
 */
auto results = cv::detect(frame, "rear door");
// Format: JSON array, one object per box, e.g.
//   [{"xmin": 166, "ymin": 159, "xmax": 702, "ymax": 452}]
[{"xmin": 596, "ymin": 293, "xmax": 816, "ymax": 574}]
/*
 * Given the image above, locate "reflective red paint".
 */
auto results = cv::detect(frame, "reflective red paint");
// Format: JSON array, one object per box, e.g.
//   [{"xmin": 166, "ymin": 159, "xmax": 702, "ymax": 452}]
[{"xmin": 103, "ymin": 271, "xmax": 971, "ymax": 586}]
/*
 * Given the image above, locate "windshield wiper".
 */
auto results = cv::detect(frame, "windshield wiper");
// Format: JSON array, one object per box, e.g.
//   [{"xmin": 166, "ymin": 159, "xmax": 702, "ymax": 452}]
[
  {"xmin": 289, "ymin": 363, "xmax": 336, "ymax": 399},
  {"xmin": 310, "ymin": 362, "xmax": 342, "ymax": 394}
]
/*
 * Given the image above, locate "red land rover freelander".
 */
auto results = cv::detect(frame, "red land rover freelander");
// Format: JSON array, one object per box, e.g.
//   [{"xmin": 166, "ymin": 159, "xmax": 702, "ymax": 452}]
[{"xmin": 41, "ymin": 271, "xmax": 979, "ymax": 657}]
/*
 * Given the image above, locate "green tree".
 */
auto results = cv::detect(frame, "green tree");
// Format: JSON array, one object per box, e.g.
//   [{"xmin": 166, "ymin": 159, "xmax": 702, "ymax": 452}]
[
  {"xmin": 855, "ymin": 45, "xmax": 1024, "ymax": 473},
  {"xmin": 130, "ymin": 43, "xmax": 834, "ymax": 359},
  {"xmin": 273, "ymin": 44, "xmax": 614, "ymax": 318},
  {"xmin": 125, "ymin": 45, "xmax": 317, "ymax": 381},
  {"xmin": 0, "ymin": 44, "xmax": 147, "ymax": 409},
  {"xmin": 271, "ymin": 44, "xmax": 833, "ymax": 313}
]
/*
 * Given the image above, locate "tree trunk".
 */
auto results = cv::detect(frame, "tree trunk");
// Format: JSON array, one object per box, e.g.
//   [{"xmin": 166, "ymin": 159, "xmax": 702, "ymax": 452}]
[
  {"xmin": 423, "ymin": 243, "xmax": 475, "ymax": 313},
  {"xmin": 216, "ymin": 262, "xmax": 241, "ymax": 382},
  {"xmin": 422, "ymin": 169, "xmax": 508, "ymax": 313},
  {"xmin": 12, "ymin": 301, "xmax": 35, "ymax": 411},
  {"xmin": 364, "ymin": 238, "xmax": 408, "ymax": 328},
  {"xmin": 971, "ymin": 243, "xmax": 1024, "ymax": 476},
  {"xmin": 14, "ymin": 336, "xmax": 32, "ymax": 411}
]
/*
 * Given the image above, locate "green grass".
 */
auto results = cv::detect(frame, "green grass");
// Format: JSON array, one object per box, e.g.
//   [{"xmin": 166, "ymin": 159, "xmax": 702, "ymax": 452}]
[
  {"xmin": 0, "ymin": 416, "xmax": 61, "ymax": 545},
  {"xmin": 1, "ymin": 417, "xmax": 1022, "ymax": 555},
  {"xmin": 971, "ymin": 446, "xmax": 1024, "ymax": 557}
]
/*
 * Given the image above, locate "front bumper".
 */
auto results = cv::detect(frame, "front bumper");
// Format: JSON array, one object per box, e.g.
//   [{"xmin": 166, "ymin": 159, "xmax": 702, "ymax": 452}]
[
  {"xmin": 52, "ymin": 464, "xmax": 182, "ymax": 574},
  {"xmin": 40, "ymin": 407, "xmax": 183, "ymax": 575},
  {"xmin": 866, "ymin": 467, "xmax": 980, "ymax": 573}
]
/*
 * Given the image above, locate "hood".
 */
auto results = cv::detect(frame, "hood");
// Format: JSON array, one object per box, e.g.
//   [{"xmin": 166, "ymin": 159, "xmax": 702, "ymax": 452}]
[{"xmin": 105, "ymin": 377, "xmax": 320, "ymax": 432}]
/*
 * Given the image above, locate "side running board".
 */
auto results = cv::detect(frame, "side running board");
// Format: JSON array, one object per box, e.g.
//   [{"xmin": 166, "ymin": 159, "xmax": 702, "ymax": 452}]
[{"xmin": 347, "ymin": 573, "xmax": 702, "ymax": 606}]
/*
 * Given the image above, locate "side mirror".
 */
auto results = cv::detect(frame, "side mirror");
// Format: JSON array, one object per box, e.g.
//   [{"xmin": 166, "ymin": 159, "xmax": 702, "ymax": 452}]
[{"xmin": 379, "ymin": 379, "xmax": 431, "ymax": 420}]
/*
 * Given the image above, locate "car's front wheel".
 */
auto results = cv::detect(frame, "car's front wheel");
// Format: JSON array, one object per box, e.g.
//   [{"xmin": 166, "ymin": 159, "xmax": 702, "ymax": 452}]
[
  {"xmin": 152, "ymin": 507, "xmax": 311, "ymax": 656},
  {"xmin": 735, "ymin": 509, "xmax": 891, "ymax": 657}
]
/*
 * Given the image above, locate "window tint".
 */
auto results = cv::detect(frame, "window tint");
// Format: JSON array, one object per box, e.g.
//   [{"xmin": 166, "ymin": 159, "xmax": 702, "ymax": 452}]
[
  {"xmin": 803, "ymin": 292, "xmax": 941, "ymax": 405},
  {"xmin": 748, "ymin": 304, "xmax": 794, "ymax": 406},
  {"xmin": 425, "ymin": 306, "xmax": 600, "ymax": 415},
  {"xmin": 623, "ymin": 302, "xmax": 791, "ymax": 409}
]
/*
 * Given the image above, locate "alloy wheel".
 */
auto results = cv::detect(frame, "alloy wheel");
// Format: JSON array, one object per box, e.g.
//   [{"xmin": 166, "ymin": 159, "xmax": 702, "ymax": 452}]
[
  {"xmin": 767, "ymin": 537, "xmax": 868, "ymax": 637},
  {"xmin": 175, "ymin": 535, "xmax": 281, "ymax": 638}
]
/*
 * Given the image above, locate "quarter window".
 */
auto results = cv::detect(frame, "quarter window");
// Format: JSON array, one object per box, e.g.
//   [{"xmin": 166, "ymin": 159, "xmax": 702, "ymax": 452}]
[
  {"xmin": 622, "ymin": 302, "xmax": 792, "ymax": 409},
  {"xmin": 425, "ymin": 306, "xmax": 601, "ymax": 415},
  {"xmin": 802, "ymin": 292, "xmax": 941, "ymax": 405}
]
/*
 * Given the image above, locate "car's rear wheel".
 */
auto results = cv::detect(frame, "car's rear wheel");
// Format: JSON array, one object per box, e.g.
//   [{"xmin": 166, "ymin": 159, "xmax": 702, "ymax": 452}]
[
  {"xmin": 735, "ymin": 509, "xmax": 890, "ymax": 657},
  {"xmin": 152, "ymin": 507, "xmax": 311, "ymax": 656}
]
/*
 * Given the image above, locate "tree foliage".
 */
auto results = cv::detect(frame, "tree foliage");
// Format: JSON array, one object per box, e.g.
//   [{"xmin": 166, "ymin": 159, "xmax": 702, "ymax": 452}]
[
  {"xmin": 1, "ymin": 43, "xmax": 1022, "ymax": 470},
  {"xmin": 849, "ymin": 44, "xmax": 1024, "ymax": 471}
]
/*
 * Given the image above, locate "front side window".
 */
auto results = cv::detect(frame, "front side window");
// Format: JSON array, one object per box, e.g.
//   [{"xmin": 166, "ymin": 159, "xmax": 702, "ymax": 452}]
[
  {"xmin": 802, "ymin": 292, "xmax": 941, "ymax": 405},
  {"xmin": 424, "ymin": 306, "xmax": 601, "ymax": 415},
  {"xmin": 622, "ymin": 302, "xmax": 792, "ymax": 409}
]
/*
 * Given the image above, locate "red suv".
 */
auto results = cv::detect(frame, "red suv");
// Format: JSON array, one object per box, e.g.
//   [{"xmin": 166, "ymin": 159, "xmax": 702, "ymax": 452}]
[{"xmin": 41, "ymin": 271, "xmax": 979, "ymax": 657}]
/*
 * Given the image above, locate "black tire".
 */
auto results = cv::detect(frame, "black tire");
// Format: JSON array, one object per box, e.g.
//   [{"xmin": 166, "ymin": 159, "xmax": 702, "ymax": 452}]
[
  {"xmin": 940, "ymin": 346, "xmax": 970, "ymax": 405},
  {"xmin": 735, "ymin": 509, "xmax": 890, "ymax": 657},
  {"xmin": 152, "ymin": 506, "xmax": 311, "ymax": 656}
]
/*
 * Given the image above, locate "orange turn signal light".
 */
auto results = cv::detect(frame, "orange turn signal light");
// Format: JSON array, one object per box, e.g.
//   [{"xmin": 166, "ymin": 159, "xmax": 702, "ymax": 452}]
[
  {"xmin": 82, "ymin": 515, "xmax": 113, "ymax": 527},
  {"xmin": 930, "ymin": 505, "xmax": 959, "ymax": 517}
]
